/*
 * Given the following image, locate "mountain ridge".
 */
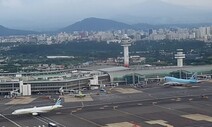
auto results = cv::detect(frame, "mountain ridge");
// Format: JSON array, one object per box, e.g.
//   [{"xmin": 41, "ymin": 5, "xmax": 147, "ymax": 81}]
[
  {"xmin": 59, "ymin": 17, "xmax": 133, "ymax": 32},
  {"xmin": 59, "ymin": 17, "xmax": 212, "ymax": 32},
  {"xmin": 1, "ymin": 17, "xmax": 212, "ymax": 36},
  {"xmin": 0, "ymin": 25, "xmax": 38, "ymax": 36}
]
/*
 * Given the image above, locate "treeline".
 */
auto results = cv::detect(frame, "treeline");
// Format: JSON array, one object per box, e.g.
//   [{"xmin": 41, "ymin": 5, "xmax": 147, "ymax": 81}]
[
  {"xmin": 2, "ymin": 40, "xmax": 211, "ymax": 65},
  {"xmin": 6, "ymin": 41, "xmax": 122, "ymax": 59},
  {"xmin": 132, "ymin": 40, "xmax": 206, "ymax": 52},
  {"xmin": 6, "ymin": 40, "xmax": 208, "ymax": 56}
]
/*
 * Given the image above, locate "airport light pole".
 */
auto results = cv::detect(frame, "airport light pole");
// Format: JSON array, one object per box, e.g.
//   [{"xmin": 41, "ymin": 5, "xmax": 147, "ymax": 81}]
[
  {"xmin": 179, "ymin": 69, "xmax": 182, "ymax": 79},
  {"xmin": 132, "ymin": 72, "xmax": 135, "ymax": 86}
]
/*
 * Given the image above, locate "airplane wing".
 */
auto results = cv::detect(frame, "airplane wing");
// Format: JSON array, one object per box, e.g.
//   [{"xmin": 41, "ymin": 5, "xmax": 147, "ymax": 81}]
[
  {"xmin": 163, "ymin": 82, "xmax": 194, "ymax": 88},
  {"xmin": 163, "ymin": 82, "xmax": 184, "ymax": 87}
]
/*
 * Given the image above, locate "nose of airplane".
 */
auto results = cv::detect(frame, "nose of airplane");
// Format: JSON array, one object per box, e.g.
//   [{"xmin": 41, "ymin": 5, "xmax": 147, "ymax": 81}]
[{"xmin": 12, "ymin": 112, "xmax": 15, "ymax": 115}]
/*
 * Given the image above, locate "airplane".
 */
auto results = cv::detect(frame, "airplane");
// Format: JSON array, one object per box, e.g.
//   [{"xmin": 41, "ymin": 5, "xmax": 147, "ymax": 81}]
[
  {"xmin": 74, "ymin": 91, "xmax": 86, "ymax": 98},
  {"xmin": 12, "ymin": 98, "xmax": 62, "ymax": 116},
  {"xmin": 59, "ymin": 87, "xmax": 79, "ymax": 94},
  {"xmin": 163, "ymin": 72, "xmax": 200, "ymax": 87}
]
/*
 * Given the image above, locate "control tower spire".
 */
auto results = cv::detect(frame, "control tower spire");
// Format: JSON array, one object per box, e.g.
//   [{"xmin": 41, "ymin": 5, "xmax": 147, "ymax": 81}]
[{"xmin": 121, "ymin": 34, "xmax": 132, "ymax": 67}]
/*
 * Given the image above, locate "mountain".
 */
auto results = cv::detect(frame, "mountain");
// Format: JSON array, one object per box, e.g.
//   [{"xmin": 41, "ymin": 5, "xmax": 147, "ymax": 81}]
[
  {"xmin": 0, "ymin": 25, "xmax": 38, "ymax": 36},
  {"xmin": 60, "ymin": 17, "xmax": 133, "ymax": 32},
  {"xmin": 60, "ymin": 17, "xmax": 212, "ymax": 33}
]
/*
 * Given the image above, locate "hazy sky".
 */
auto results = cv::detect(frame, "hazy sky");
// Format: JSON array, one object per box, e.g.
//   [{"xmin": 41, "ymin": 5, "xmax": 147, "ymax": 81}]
[{"xmin": 1, "ymin": 0, "xmax": 212, "ymax": 30}]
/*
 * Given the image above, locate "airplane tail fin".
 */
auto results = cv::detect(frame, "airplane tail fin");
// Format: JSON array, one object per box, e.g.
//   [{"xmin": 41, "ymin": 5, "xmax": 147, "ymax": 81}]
[
  {"xmin": 55, "ymin": 98, "xmax": 62, "ymax": 105},
  {"xmin": 79, "ymin": 91, "xmax": 82, "ymax": 95},
  {"xmin": 190, "ymin": 72, "xmax": 197, "ymax": 80}
]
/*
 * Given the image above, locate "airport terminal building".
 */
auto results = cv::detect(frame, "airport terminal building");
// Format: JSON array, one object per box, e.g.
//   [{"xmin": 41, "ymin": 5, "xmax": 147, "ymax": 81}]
[
  {"xmin": 0, "ymin": 69, "xmax": 110, "ymax": 95},
  {"xmin": 0, "ymin": 65, "xmax": 211, "ymax": 95}
]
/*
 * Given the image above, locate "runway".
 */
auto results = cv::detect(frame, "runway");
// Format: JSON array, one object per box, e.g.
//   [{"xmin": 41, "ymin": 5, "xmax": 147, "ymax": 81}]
[{"xmin": 0, "ymin": 81, "xmax": 212, "ymax": 127}]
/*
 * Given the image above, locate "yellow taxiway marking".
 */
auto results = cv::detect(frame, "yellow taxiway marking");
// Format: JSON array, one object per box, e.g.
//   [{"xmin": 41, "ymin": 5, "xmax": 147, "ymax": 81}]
[
  {"xmin": 102, "ymin": 122, "xmax": 141, "ymax": 127},
  {"xmin": 145, "ymin": 120, "xmax": 174, "ymax": 127},
  {"xmin": 182, "ymin": 114, "xmax": 212, "ymax": 122}
]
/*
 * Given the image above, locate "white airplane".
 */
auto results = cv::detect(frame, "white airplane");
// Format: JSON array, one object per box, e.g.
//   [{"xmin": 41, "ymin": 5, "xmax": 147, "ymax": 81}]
[{"xmin": 12, "ymin": 98, "xmax": 62, "ymax": 116}]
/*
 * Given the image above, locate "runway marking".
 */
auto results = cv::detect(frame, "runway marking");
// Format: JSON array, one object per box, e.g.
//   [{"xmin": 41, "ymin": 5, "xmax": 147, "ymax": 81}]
[
  {"xmin": 173, "ymin": 86, "xmax": 188, "ymax": 89},
  {"xmin": 34, "ymin": 116, "xmax": 66, "ymax": 127},
  {"xmin": 81, "ymin": 101, "xmax": 84, "ymax": 107},
  {"xmin": 154, "ymin": 104, "xmax": 173, "ymax": 111},
  {"xmin": 41, "ymin": 116, "xmax": 66, "ymax": 127},
  {"xmin": 33, "ymin": 116, "xmax": 48, "ymax": 124},
  {"xmin": 153, "ymin": 103, "xmax": 196, "ymax": 117},
  {"xmin": 114, "ymin": 109, "xmax": 151, "ymax": 121},
  {"xmin": 102, "ymin": 122, "xmax": 141, "ymax": 127},
  {"xmin": 144, "ymin": 93, "xmax": 158, "ymax": 99},
  {"xmin": 148, "ymin": 93, "xmax": 157, "ymax": 98},
  {"xmin": 145, "ymin": 120, "xmax": 174, "ymax": 127},
  {"xmin": 0, "ymin": 114, "xmax": 22, "ymax": 127},
  {"xmin": 191, "ymin": 86, "xmax": 201, "ymax": 88},
  {"xmin": 182, "ymin": 114, "xmax": 212, "ymax": 122},
  {"xmin": 113, "ymin": 88, "xmax": 142, "ymax": 94},
  {"xmin": 70, "ymin": 113, "xmax": 102, "ymax": 127}
]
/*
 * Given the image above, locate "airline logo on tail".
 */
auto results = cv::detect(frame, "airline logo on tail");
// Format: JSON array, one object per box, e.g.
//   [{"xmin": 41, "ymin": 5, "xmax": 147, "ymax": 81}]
[
  {"xmin": 55, "ymin": 98, "xmax": 62, "ymax": 105},
  {"xmin": 189, "ymin": 72, "xmax": 197, "ymax": 80}
]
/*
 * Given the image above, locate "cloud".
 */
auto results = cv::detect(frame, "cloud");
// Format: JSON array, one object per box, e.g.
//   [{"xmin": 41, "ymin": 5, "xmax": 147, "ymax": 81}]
[
  {"xmin": 0, "ymin": 0, "xmax": 23, "ymax": 8},
  {"xmin": 0, "ymin": 0, "xmax": 145, "ymax": 23},
  {"xmin": 0, "ymin": 0, "xmax": 212, "ymax": 30},
  {"xmin": 162, "ymin": 0, "xmax": 212, "ymax": 9}
]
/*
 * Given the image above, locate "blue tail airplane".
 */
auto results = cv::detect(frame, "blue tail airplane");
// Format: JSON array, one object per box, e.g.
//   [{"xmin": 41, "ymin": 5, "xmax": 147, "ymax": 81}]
[{"xmin": 163, "ymin": 72, "xmax": 200, "ymax": 87}]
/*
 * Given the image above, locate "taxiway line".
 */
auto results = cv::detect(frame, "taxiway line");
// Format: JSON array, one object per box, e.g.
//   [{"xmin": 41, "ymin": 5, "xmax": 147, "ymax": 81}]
[
  {"xmin": 114, "ymin": 108, "xmax": 151, "ymax": 121},
  {"xmin": 70, "ymin": 113, "xmax": 102, "ymax": 127},
  {"xmin": 41, "ymin": 116, "xmax": 66, "ymax": 127},
  {"xmin": 0, "ymin": 114, "xmax": 22, "ymax": 127}
]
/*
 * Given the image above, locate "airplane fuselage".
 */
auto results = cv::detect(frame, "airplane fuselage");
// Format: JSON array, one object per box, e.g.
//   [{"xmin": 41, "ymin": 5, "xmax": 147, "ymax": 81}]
[
  {"xmin": 12, "ymin": 105, "xmax": 62, "ymax": 115},
  {"xmin": 165, "ymin": 76, "xmax": 199, "ymax": 84}
]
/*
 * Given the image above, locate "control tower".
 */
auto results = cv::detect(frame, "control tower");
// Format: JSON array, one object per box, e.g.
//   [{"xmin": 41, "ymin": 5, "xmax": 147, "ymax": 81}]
[
  {"xmin": 121, "ymin": 34, "xmax": 132, "ymax": 67},
  {"xmin": 175, "ymin": 49, "xmax": 185, "ymax": 67}
]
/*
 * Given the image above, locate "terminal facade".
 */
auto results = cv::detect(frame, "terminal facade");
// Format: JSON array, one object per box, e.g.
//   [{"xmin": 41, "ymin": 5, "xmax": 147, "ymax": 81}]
[
  {"xmin": 0, "ymin": 65, "xmax": 211, "ymax": 96},
  {"xmin": 0, "ymin": 69, "xmax": 110, "ymax": 95}
]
